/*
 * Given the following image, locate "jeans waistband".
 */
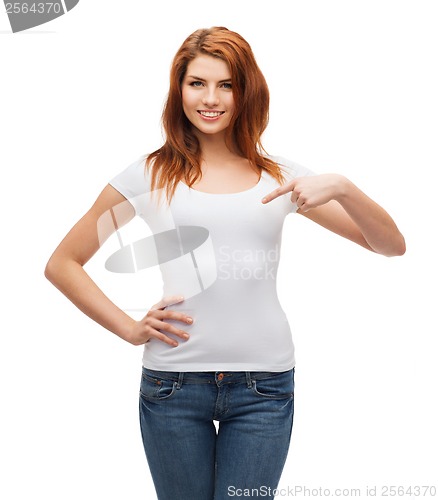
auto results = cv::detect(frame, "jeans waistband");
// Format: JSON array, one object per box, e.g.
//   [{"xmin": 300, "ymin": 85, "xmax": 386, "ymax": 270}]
[{"xmin": 142, "ymin": 367, "xmax": 294, "ymax": 389}]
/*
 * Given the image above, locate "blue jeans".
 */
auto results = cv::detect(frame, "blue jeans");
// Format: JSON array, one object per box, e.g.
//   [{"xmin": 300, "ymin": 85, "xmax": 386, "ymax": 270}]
[{"xmin": 138, "ymin": 367, "xmax": 295, "ymax": 500}]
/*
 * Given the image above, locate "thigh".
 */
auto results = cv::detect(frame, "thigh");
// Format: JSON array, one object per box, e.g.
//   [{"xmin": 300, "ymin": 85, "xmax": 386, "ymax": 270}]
[
  {"xmin": 138, "ymin": 368, "xmax": 217, "ymax": 500},
  {"xmin": 214, "ymin": 369, "xmax": 295, "ymax": 500}
]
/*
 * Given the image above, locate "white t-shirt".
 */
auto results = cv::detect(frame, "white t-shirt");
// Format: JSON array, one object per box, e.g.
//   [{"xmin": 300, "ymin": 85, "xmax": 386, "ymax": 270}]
[{"xmin": 108, "ymin": 153, "xmax": 315, "ymax": 372}]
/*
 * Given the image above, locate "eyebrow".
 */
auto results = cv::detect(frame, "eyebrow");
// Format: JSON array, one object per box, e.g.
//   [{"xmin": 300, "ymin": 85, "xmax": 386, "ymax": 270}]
[{"xmin": 186, "ymin": 75, "xmax": 232, "ymax": 83}]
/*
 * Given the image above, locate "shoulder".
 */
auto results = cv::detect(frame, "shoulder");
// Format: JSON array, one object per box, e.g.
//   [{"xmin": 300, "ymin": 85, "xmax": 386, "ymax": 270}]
[
  {"xmin": 108, "ymin": 153, "xmax": 151, "ymax": 196},
  {"xmin": 112, "ymin": 152, "xmax": 149, "ymax": 179}
]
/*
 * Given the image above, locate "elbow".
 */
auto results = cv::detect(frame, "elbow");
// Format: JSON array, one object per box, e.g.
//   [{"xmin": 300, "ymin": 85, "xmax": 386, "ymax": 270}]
[
  {"xmin": 396, "ymin": 237, "xmax": 407, "ymax": 256},
  {"xmin": 393, "ymin": 232, "xmax": 407, "ymax": 256},
  {"xmin": 394, "ymin": 242, "xmax": 406, "ymax": 257},
  {"xmin": 44, "ymin": 258, "xmax": 56, "ymax": 283},
  {"xmin": 383, "ymin": 234, "xmax": 406, "ymax": 257},
  {"xmin": 367, "ymin": 231, "xmax": 406, "ymax": 257},
  {"xmin": 44, "ymin": 254, "xmax": 82, "ymax": 284},
  {"xmin": 44, "ymin": 255, "xmax": 65, "ymax": 283}
]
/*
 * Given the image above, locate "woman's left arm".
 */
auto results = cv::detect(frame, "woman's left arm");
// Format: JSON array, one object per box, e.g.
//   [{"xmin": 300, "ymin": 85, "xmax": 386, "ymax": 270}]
[{"xmin": 261, "ymin": 174, "xmax": 406, "ymax": 257}]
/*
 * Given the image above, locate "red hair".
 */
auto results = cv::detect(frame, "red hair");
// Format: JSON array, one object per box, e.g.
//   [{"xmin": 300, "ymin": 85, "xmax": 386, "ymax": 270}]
[{"xmin": 146, "ymin": 26, "xmax": 287, "ymax": 205}]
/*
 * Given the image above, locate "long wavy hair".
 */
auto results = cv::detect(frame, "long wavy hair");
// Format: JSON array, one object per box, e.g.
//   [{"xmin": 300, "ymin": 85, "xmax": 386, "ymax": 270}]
[{"xmin": 146, "ymin": 26, "xmax": 287, "ymax": 206}]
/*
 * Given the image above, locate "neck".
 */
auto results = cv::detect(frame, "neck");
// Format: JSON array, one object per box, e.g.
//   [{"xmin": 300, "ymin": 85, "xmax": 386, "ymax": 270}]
[{"xmin": 194, "ymin": 130, "xmax": 242, "ymax": 164}]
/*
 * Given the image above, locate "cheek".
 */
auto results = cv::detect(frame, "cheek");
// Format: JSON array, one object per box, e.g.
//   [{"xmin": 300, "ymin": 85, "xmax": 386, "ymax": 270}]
[
  {"xmin": 182, "ymin": 88, "xmax": 197, "ymax": 111},
  {"xmin": 225, "ymin": 94, "xmax": 235, "ymax": 113},
  {"xmin": 225, "ymin": 98, "xmax": 235, "ymax": 124}
]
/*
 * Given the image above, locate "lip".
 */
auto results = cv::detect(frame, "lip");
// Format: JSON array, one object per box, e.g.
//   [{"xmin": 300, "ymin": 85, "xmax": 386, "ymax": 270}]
[{"xmin": 197, "ymin": 110, "xmax": 225, "ymax": 121}]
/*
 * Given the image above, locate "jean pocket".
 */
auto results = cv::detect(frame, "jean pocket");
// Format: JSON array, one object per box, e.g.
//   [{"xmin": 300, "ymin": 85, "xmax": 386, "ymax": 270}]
[
  {"xmin": 250, "ymin": 370, "xmax": 294, "ymax": 400},
  {"xmin": 139, "ymin": 372, "xmax": 177, "ymax": 402}
]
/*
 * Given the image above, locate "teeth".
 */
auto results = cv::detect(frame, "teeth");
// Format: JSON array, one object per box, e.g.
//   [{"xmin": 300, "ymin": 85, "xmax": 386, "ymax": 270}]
[{"xmin": 199, "ymin": 111, "xmax": 223, "ymax": 117}]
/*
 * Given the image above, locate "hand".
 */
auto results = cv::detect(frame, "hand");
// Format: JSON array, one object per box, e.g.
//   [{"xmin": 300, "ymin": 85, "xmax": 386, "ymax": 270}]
[
  {"xmin": 261, "ymin": 174, "xmax": 347, "ymax": 213},
  {"xmin": 125, "ymin": 295, "xmax": 193, "ymax": 347}
]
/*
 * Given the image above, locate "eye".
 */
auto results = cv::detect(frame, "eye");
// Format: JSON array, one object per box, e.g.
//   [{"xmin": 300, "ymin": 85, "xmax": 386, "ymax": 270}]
[
  {"xmin": 189, "ymin": 81, "xmax": 204, "ymax": 87},
  {"xmin": 221, "ymin": 82, "xmax": 232, "ymax": 89}
]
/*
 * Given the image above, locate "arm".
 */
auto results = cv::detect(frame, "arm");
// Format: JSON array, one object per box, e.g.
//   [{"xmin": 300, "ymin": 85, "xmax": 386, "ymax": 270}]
[
  {"xmin": 44, "ymin": 184, "xmax": 193, "ymax": 346},
  {"xmin": 44, "ymin": 185, "xmax": 138, "ymax": 341},
  {"xmin": 261, "ymin": 174, "xmax": 406, "ymax": 257}
]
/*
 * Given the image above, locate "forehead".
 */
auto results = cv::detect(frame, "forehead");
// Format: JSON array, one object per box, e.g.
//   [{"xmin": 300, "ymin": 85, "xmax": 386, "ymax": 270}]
[{"xmin": 185, "ymin": 54, "xmax": 231, "ymax": 80}]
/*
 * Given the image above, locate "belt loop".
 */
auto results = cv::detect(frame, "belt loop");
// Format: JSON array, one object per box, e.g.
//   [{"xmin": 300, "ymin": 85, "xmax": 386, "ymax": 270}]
[
  {"xmin": 245, "ymin": 371, "xmax": 252, "ymax": 389},
  {"xmin": 176, "ymin": 372, "xmax": 184, "ymax": 389}
]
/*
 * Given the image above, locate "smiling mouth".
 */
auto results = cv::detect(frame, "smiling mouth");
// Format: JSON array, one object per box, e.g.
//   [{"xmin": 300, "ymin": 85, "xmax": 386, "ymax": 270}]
[{"xmin": 197, "ymin": 111, "xmax": 225, "ymax": 118}]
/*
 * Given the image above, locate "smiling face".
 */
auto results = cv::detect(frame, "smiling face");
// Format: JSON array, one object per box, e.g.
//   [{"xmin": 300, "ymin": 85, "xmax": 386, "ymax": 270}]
[{"xmin": 181, "ymin": 54, "xmax": 235, "ymax": 140}]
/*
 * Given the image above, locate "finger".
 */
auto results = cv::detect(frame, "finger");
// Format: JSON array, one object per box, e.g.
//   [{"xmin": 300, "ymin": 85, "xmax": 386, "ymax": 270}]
[
  {"xmin": 151, "ymin": 295, "xmax": 185, "ymax": 311},
  {"xmin": 154, "ymin": 319, "xmax": 190, "ymax": 340},
  {"xmin": 141, "ymin": 317, "xmax": 190, "ymax": 348},
  {"xmin": 149, "ymin": 331, "xmax": 181, "ymax": 347},
  {"xmin": 157, "ymin": 309, "xmax": 194, "ymax": 325},
  {"xmin": 261, "ymin": 186, "xmax": 288, "ymax": 204},
  {"xmin": 159, "ymin": 334, "xmax": 180, "ymax": 347},
  {"xmin": 145, "ymin": 318, "xmax": 190, "ymax": 346},
  {"xmin": 291, "ymin": 190, "xmax": 299, "ymax": 204},
  {"xmin": 296, "ymin": 199, "xmax": 305, "ymax": 211},
  {"xmin": 296, "ymin": 200, "xmax": 310, "ymax": 213},
  {"xmin": 157, "ymin": 321, "xmax": 190, "ymax": 339}
]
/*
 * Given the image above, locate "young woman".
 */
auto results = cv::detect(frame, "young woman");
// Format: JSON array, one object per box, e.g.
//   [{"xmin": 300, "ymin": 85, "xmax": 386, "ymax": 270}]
[{"xmin": 45, "ymin": 27, "xmax": 405, "ymax": 500}]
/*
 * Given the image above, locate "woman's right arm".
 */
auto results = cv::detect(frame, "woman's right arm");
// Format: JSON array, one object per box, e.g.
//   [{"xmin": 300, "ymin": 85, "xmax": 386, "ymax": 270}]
[{"xmin": 44, "ymin": 184, "xmax": 192, "ymax": 346}]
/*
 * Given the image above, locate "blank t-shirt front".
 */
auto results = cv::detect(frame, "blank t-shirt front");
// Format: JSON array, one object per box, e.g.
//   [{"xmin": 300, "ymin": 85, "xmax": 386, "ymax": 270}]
[{"xmin": 108, "ymin": 154, "xmax": 315, "ymax": 372}]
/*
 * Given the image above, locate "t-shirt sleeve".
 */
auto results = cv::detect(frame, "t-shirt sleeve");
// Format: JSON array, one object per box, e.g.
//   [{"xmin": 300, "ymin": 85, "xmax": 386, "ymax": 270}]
[
  {"xmin": 274, "ymin": 155, "xmax": 316, "ymax": 181},
  {"xmin": 108, "ymin": 153, "xmax": 150, "ymax": 216},
  {"xmin": 270, "ymin": 155, "xmax": 317, "ymax": 214}
]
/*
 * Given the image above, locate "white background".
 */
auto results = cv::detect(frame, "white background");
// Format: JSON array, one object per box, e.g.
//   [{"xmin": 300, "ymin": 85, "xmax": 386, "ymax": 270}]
[{"xmin": 1, "ymin": 1, "xmax": 437, "ymax": 498}]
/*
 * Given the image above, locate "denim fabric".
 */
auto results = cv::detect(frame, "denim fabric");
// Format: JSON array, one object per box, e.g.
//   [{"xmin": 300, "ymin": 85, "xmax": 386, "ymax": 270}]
[{"xmin": 139, "ymin": 367, "xmax": 295, "ymax": 500}]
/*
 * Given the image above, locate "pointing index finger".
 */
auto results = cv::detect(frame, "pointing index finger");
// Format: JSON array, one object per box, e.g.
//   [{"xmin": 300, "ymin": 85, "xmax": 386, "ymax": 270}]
[{"xmin": 261, "ymin": 186, "xmax": 288, "ymax": 204}]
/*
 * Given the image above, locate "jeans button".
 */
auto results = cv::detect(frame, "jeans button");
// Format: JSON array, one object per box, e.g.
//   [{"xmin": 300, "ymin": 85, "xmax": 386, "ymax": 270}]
[{"xmin": 217, "ymin": 373, "xmax": 224, "ymax": 381}]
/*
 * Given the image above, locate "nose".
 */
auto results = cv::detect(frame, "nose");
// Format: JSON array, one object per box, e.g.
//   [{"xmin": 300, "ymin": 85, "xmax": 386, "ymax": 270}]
[{"xmin": 201, "ymin": 85, "xmax": 220, "ymax": 107}]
